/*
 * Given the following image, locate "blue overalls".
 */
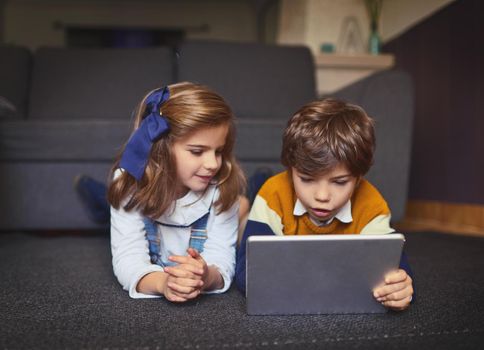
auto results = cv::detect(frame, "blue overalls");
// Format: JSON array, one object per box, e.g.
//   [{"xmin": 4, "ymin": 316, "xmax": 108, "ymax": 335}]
[{"xmin": 143, "ymin": 211, "xmax": 209, "ymax": 267}]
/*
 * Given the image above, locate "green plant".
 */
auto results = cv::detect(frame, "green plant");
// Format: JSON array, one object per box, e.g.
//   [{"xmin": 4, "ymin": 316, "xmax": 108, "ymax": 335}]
[{"xmin": 365, "ymin": 0, "xmax": 383, "ymax": 30}]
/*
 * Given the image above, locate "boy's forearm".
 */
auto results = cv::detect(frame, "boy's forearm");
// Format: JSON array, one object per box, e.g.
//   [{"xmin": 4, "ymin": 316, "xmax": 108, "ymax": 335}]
[{"xmin": 136, "ymin": 271, "xmax": 168, "ymax": 295}]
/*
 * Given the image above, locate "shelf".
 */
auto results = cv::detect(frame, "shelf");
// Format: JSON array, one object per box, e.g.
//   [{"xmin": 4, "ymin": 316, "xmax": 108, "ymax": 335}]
[
  {"xmin": 315, "ymin": 53, "xmax": 395, "ymax": 69},
  {"xmin": 314, "ymin": 53, "xmax": 395, "ymax": 95}
]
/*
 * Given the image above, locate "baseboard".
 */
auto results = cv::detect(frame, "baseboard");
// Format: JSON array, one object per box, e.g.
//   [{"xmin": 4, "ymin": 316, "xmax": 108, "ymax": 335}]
[{"xmin": 395, "ymin": 200, "xmax": 484, "ymax": 237}]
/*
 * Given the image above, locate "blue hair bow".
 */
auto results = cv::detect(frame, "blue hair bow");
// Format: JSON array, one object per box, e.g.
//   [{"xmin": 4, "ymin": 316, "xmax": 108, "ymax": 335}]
[{"xmin": 120, "ymin": 87, "xmax": 170, "ymax": 180}]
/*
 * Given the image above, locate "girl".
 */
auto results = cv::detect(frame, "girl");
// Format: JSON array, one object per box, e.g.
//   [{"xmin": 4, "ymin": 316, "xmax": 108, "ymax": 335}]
[{"xmin": 109, "ymin": 82, "xmax": 245, "ymax": 302}]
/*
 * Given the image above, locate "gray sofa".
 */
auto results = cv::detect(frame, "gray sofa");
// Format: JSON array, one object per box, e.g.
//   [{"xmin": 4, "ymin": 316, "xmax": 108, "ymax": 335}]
[{"xmin": 0, "ymin": 41, "xmax": 413, "ymax": 230}]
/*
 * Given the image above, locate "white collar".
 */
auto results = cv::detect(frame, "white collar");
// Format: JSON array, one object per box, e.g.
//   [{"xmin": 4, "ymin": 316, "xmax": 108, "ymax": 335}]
[
  {"xmin": 293, "ymin": 198, "xmax": 353, "ymax": 225},
  {"xmin": 157, "ymin": 185, "xmax": 217, "ymax": 226}
]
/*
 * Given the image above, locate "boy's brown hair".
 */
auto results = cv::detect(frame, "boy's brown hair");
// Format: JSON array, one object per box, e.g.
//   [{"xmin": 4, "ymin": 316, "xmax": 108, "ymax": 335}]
[
  {"xmin": 281, "ymin": 98, "xmax": 375, "ymax": 177},
  {"xmin": 108, "ymin": 82, "xmax": 245, "ymax": 218}
]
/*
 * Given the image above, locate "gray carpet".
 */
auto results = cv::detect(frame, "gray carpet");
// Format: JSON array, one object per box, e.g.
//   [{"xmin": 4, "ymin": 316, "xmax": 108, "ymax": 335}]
[{"xmin": 1, "ymin": 231, "xmax": 484, "ymax": 349}]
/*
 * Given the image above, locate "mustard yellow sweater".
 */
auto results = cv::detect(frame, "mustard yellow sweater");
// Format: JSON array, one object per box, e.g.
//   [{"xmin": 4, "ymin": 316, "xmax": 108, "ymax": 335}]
[
  {"xmin": 248, "ymin": 171, "xmax": 391, "ymax": 235},
  {"xmin": 235, "ymin": 171, "xmax": 407, "ymax": 293}
]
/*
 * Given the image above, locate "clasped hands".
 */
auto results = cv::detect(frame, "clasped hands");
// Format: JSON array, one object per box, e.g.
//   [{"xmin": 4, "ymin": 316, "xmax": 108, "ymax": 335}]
[{"xmin": 162, "ymin": 247, "xmax": 209, "ymax": 303}]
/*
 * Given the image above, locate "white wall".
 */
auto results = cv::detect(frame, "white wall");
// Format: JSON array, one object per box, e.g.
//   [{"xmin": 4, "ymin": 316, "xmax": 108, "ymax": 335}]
[
  {"xmin": 2, "ymin": 0, "xmax": 457, "ymax": 51},
  {"xmin": 4, "ymin": 0, "xmax": 258, "ymax": 49},
  {"xmin": 278, "ymin": 0, "xmax": 456, "ymax": 55},
  {"xmin": 277, "ymin": 0, "xmax": 307, "ymax": 45}
]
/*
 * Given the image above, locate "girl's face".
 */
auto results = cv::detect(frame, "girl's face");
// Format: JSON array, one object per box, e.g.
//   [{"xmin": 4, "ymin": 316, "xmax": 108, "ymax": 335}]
[
  {"xmin": 172, "ymin": 124, "xmax": 229, "ymax": 197},
  {"xmin": 291, "ymin": 162, "xmax": 358, "ymax": 223}
]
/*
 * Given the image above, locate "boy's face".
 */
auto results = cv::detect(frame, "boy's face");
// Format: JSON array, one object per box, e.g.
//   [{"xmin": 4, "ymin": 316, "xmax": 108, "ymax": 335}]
[{"xmin": 291, "ymin": 163, "xmax": 358, "ymax": 222}]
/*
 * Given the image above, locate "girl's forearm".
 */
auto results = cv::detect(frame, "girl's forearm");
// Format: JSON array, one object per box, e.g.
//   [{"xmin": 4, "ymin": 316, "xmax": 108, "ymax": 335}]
[
  {"xmin": 137, "ymin": 266, "xmax": 223, "ymax": 294},
  {"xmin": 136, "ymin": 271, "xmax": 168, "ymax": 295},
  {"xmin": 203, "ymin": 266, "xmax": 224, "ymax": 291}
]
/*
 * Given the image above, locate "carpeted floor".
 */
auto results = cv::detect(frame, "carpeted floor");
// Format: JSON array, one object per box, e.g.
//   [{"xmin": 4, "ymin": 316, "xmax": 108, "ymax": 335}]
[{"xmin": 1, "ymin": 231, "xmax": 483, "ymax": 349}]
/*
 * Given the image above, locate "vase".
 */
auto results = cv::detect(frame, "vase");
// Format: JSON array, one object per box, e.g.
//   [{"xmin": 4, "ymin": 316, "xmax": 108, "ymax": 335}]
[{"xmin": 368, "ymin": 21, "xmax": 380, "ymax": 55}]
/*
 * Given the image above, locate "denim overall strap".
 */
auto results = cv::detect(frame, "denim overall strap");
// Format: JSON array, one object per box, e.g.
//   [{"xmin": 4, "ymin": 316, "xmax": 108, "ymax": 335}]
[
  {"xmin": 188, "ymin": 212, "xmax": 209, "ymax": 253},
  {"xmin": 143, "ymin": 217, "xmax": 165, "ymax": 266},
  {"xmin": 144, "ymin": 204, "xmax": 213, "ymax": 267}
]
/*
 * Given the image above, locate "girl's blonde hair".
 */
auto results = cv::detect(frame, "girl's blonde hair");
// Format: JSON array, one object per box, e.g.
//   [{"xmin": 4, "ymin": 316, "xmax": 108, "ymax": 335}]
[{"xmin": 108, "ymin": 82, "xmax": 246, "ymax": 218}]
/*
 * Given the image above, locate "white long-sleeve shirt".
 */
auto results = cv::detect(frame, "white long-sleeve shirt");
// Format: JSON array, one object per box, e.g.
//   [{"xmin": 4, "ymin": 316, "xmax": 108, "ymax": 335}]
[{"xmin": 110, "ymin": 184, "xmax": 239, "ymax": 299}]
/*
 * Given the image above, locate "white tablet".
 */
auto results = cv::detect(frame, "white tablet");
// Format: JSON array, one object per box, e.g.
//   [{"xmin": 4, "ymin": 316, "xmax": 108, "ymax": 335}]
[{"xmin": 246, "ymin": 234, "xmax": 405, "ymax": 315}]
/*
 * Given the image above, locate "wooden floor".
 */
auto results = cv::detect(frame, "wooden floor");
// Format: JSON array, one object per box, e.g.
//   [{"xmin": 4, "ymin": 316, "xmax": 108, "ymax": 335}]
[{"xmin": 395, "ymin": 200, "xmax": 484, "ymax": 237}]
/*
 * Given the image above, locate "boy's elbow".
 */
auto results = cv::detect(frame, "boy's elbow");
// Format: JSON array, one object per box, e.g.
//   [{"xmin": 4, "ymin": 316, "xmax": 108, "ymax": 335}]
[
  {"xmin": 235, "ymin": 277, "xmax": 246, "ymax": 295},
  {"xmin": 234, "ymin": 265, "xmax": 247, "ymax": 295}
]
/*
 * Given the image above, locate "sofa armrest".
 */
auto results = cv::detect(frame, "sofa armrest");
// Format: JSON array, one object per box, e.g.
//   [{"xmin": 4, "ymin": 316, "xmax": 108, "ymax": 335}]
[{"xmin": 331, "ymin": 69, "xmax": 415, "ymax": 222}]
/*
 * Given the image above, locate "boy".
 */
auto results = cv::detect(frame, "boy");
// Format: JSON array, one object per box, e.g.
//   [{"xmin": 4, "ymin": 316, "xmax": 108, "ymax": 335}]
[{"xmin": 235, "ymin": 98, "xmax": 414, "ymax": 311}]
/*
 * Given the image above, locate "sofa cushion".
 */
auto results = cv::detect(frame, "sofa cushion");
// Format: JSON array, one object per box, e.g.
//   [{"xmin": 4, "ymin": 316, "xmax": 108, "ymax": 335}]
[
  {"xmin": 0, "ymin": 45, "xmax": 31, "ymax": 118},
  {"xmin": 0, "ymin": 162, "xmax": 113, "ymax": 230},
  {"xmin": 29, "ymin": 47, "xmax": 175, "ymax": 120},
  {"xmin": 0, "ymin": 96, "xmax": 18, "ymax": 119},
  {"xmin": 0, "ymin": 120, "xmax": 131, "ymax": 161},
  {"xmin": 178, "ymin": 40, "xmax": 317, "ymax": 120},
  {"xmin": 0, "ymin": 118, "xmax": 286, "ymax": 164},
  {"xmin": 234, "ymin": 119, "xmax": 285, "ymax": 161}
]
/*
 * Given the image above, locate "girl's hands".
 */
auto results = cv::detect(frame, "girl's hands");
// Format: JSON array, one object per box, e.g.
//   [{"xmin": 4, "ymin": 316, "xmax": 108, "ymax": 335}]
[
  {"xmin": 373, "ymin": 269, "xmax": 413, "ymax": 311},
  {"xmin": 186, "ymin": 247, "xmax": 210, "ymax": 283},
  {"xmin": 161, "ymin": 267, "xmax": 203, "ymax": 303},
  {"xmin": 161, "ymin": 248, "xmax": 212, "ymax": 302},
  {"xmin": 185, "ymin": 248, "xmax": 224, "ymax": 291}
]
